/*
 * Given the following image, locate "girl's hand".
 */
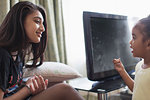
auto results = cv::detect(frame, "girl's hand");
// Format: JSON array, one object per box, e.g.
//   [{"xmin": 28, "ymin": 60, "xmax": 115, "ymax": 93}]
[
  {"xmin": 26, "ymin": 75, "xmax": 48, "ymax": 95},
  {"xmin": 113, "ymin": 58, "xmax": 125, "ymax": 73}
]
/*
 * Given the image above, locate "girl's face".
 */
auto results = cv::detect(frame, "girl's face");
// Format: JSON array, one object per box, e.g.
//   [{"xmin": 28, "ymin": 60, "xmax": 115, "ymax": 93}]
[
  {"xmin": 129, "ymin": 24, "xmax": 147, "ymax": 58},
  {"xmin": 24, "ymin": 10, "xmax": 45, "ymax": 43}
]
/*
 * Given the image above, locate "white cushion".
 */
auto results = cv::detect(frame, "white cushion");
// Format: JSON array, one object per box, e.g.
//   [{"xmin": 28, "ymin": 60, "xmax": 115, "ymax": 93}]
[{"xmin": 23, "ymin": 62, "xmax": 82, "ymax": 82}]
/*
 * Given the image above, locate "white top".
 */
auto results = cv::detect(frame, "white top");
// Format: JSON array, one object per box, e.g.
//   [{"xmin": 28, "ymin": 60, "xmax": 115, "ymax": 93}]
[{"xmin": 132, "ymin": 60, "xmax": 150, "ymax": 100}]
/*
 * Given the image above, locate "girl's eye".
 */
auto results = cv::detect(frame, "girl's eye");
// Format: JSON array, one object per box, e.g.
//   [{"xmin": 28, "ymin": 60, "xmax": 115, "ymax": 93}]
[
  {"xmin": 132, "ymin": 34, "xmax": 136, "ymax": 40},
  {"xmin": 35, "ymin": 20, "xmax": 41, "ymax": 24},
  {"xmin": 133, "ymin": 36, "xmax": 136, "ymax": 40}
]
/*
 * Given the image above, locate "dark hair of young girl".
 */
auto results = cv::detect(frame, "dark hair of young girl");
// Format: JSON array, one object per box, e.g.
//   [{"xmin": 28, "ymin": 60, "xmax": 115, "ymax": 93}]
[
  {"xmin": 135, "ymin": 16, "xmax": 150, "ymax": 41},
  {"xmin": 0, "ymin": 1, "xmax": 47, "ymax": 68}
]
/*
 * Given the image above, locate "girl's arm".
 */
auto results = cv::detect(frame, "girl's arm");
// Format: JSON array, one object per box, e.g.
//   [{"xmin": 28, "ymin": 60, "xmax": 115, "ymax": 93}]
[
  {"xmin": 117, "ymin": 67, "xmax": 134, "ymax": 92},
  {"xmin": 0, "ymin": 75, "xmax": 48, "ymax": 100},
  {"xmin": 113, "ymin": 58, "xmax": 134, "ymax": 92},
  {"xmin": 0, "ymin": 86, "xmax": 31, "ymax": 100}
]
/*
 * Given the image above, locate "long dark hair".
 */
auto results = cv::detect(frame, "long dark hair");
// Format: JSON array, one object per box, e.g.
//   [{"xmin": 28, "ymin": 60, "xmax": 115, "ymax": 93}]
[{"xmin": 0, "ymin": 1, "xmax": 47, "ymax": 68}]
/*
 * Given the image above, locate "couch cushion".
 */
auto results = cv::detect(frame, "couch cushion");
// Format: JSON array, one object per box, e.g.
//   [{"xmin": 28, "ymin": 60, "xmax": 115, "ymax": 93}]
[{"xmin": 23, "ymin": 62, "xmax": 82, "ymax": 82}]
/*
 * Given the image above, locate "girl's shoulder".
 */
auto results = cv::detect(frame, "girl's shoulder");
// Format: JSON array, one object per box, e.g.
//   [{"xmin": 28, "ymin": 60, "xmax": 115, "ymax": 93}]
[
  {"xmin": 135, "ymin": 59, "xmax": 143, "ymax": 71},
  {"xmin": 0, "ymin": 47, "xmax": 11, "ymax": 60},
  {"xmin": 0, "ymin": 47, "xmax": 11, "ymax": 56}
]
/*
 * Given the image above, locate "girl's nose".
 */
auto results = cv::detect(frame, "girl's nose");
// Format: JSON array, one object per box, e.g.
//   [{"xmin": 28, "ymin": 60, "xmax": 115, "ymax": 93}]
[
  {"xmin": 129, "ymin": 40, "xmax": 132, "ymax": 44},
  {"xmin": 40, "ymin": 24, "xmax": 45, "ymax": 32},
  {"xmin": 129, "ymin": 40, "xmax": 133, "ymax": 48}
]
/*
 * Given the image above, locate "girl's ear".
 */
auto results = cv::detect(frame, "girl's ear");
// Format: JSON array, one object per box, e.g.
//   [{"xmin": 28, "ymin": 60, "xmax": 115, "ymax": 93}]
[{"xmin": 146, "ymin": 39, "xmax": 150, "ymax": 48}]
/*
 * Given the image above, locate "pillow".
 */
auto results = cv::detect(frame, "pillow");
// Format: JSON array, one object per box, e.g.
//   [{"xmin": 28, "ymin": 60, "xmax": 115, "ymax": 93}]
[{"xmin": 23, "ymin": 62, "xmax": 82, "ymax": 82}]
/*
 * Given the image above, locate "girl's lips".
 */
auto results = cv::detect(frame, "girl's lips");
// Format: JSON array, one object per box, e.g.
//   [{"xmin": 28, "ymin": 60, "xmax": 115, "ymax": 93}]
[
  {"xmin": 130, "ymin": 46, "xmax": 132, "ymax": 48},
  {"xmin": 36, "ymin": 32, "xmax": 42, "ymax": 37},
  {"xmin": 37, "ymin": 34, "xmax": 41, "ymax": 37}
]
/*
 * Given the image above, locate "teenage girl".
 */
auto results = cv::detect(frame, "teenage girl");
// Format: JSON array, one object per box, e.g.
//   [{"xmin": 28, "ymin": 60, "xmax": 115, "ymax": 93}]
[{"xmin": 0, "ymin": 1, "xmax": 84, "ymax": 100}]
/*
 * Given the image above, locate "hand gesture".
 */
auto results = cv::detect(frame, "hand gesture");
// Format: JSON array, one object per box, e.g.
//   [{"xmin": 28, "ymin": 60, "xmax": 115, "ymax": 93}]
[
  {"xmin": 113, "ymin": 58, "xmax": 125, "ymax": 73},
  {"xmin": 26, "ymin": 75, "xmax": 48, "ymax": 95}
]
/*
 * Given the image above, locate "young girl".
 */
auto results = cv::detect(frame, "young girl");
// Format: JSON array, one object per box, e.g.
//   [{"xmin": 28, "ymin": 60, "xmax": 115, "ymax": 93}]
[
  {"xmin": 113, "ymin": 16, "xmax": 150, "ymax": 100},
  {"xmin": 0, "ymin": 1, "xmax": 84, "ymax": 100}
]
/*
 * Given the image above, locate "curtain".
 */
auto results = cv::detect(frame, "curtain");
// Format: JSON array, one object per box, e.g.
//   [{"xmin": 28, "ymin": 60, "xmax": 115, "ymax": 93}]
[{"xmin": 0, "ymin": 0, "xmax": 67, "ymax": 64}]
